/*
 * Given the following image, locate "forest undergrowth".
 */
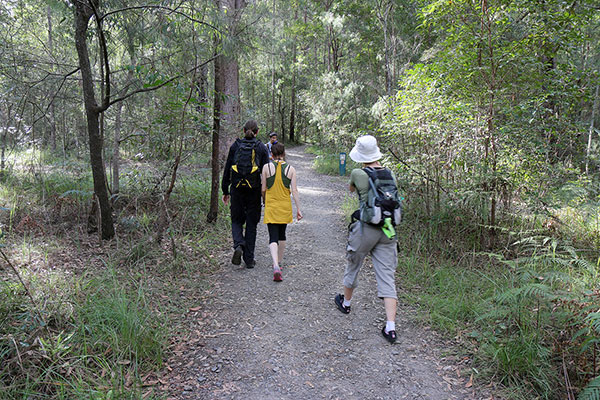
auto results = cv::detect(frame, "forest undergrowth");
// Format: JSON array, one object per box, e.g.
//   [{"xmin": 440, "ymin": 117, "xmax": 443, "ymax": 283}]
[
  {"xmin": 312, "ymin": 145, "xmax": 600, "ymax": 400},
  {"xmin": 0, "ymin": 149, "xmax": 229, "ymax": 399}
]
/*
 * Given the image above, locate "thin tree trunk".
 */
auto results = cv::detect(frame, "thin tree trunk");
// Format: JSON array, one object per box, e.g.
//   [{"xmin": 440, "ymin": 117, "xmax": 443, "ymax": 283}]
[
  {"xmin": 270, "ymin": 0, "xmax": 276, "ymax": 133},
  {"xmin": 112, "ymin": 100, "xmax": 122, "ymax": 194},
  {"xmin": 47, "ymin": 6, "xmax": 57, "ymax": 151},
  {"xmin": 1, "ymin": 104, "xmax": 13, "ymax": 171},
  {"xmin": 586, "ymin": 84, "xmax": 599, "ymax": 174},
  {"xmin": 289, "ymin": 18, "xmax": 297, "ymax": 143},
  {"xmin": 278, "ymin": 93, "xmax": 285, "ymax": 143},
  {"xmin": 73, "ymin": 0, "xmax": 115, "ymax": 240}
]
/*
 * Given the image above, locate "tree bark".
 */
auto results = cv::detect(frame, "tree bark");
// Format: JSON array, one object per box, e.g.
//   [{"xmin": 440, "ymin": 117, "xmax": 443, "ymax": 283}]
[
  {"xmin": 73, "ymin": 0, "xmax": 115, "ymax": 239},
  {"xmin": 217, "ymin": 0, "xmax": 244, "ymax": 161},
  {"xmin": 270, "ymin": 0, "xmax": 276, "ymax": 133},
  {"xmin": 374, "ymin": 0, "xmax": 394, "ymax": 95},
  {"xmin": 112, "ymin": 100, "xmax": 122, "ymax": 195},
  {"xmin": 289, "ymin": 19, "xmax": 297, "ymax": 143},
  {"xmin": 220, "ymin": 57, "xmax": 240, "ymax": 159},
  {"xmin": 47, "ymin": 5, "xmax": 57, "ymax": 152},
  {"xmin": 586, "ymin": 84, "xmax": 599, "ymax": 174},
  {"xmin": 208, "ymin": 51, "xmax": 223, "ymax": 223}
]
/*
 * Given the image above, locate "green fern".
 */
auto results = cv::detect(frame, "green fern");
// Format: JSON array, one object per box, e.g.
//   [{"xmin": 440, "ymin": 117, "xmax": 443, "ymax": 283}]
[
  {"xmin": 579, "ymin": 375, "xmax": 600, "ymax": 400},
  {"xmin": 586, "ymin": 313, "xmax": 600, "ymax": 334}
]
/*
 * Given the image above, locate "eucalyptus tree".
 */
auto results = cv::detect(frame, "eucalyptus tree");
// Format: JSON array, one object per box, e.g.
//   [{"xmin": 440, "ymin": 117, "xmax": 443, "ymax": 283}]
[
  {"xmin": 207, "ymin": 0, "xmax": 249, "ymax": 223},
  {"xmin": 70, "ymin": 0, "xmax": 220, "ymax": 239}
]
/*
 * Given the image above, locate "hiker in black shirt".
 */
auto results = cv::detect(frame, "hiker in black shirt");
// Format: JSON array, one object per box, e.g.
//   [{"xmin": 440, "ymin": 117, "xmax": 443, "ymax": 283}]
[{"xmin": 222, "ymin": 120, "xmax": 269, "ymax": 268}]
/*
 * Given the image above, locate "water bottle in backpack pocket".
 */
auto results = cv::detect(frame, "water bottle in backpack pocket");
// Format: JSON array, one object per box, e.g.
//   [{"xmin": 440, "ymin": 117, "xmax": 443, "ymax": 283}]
[{"xmin": 359, "ymin": 167, "xmax": 402, "ymax": 226}]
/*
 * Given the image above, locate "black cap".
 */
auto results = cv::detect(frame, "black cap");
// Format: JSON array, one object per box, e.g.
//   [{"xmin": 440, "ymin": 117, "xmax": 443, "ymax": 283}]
[{"xmin": 269, "ymin": 132, "xmax": 278, "ymax": 137}]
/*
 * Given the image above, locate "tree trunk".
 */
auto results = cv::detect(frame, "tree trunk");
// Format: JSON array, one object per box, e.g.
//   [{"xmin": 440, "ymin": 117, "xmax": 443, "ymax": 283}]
[
  {"xmin": 112, "ymin": 100, "xmax": 122, "ymax": 195},
  {"xmin": 586, "ymin": 84, "xmax": 599, "ymax": 174},
  {"xmin": 208, "ymin": 51, "xmax": 223, "ymax": 223},
  {"xmin": 73, "ymin": 0, "xmax": 115, "ymax": 240},
  {"xmin": 217, "ymin": 0, "xmax": 244, "ymax": 161},
  {"xmin": 278, "ymin": 93, "xmax": 285, "ymax": 143},
  {"xmin": 47, "ymin": 5, "xmax": 57, "ymax": 152},
  {"xmin": 289, "ymin": 23, "xmax": 297, "ymax": 143},
  {"xmin": 270, "ymin": 0, "xmax": 276, "ymax": 133},
  {"xmin": 196, "ymin": 64, "xmax": 209, "ymax": 131},
  {"xmin": 220, "ymin": 57, "xmax": 240, "ymax": 159}
]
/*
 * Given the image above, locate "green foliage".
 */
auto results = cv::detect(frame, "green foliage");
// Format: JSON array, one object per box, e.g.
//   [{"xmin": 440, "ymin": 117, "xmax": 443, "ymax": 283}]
[
  {"xmin": 579, "ymin": 376, "xmax": 600, "ymax": 400},
  {"xmin": 341, "ymin": 193, "xmax": 359, "ymax": 224},
  {"xmin": 306, "ymin": 145, "xmax": 360, "ymax": 176},
  {"xmin": 400, "ymin": 231, "xmax": 600, "ymax": 398},
  {"xmin": 301, "ymin": 72, "xmax": 369, "ymax": 147},
  {"xmin": 77, "ymin": 271, "xmax": 165, "ymax": 366},
  {"xmin": 0, "ymin": 265, "xmax": 165, "ymax": 398}
]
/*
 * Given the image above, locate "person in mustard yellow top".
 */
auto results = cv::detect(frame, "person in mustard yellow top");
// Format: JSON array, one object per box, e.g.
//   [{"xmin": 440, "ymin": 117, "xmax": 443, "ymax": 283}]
[{"xmin": 261, "ymin": 143, "xmax": 302, "ymax": 282}]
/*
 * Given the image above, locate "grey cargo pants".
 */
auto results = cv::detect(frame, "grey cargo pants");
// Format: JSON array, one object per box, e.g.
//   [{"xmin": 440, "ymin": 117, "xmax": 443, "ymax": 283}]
[{"xmin": 344, "ymin": 221, "xmax": 398, "ymax": 299}]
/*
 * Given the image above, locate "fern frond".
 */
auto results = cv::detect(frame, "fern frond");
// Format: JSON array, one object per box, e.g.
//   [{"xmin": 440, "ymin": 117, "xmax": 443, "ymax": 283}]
[
  {"xmin": 475, "ymin": 306, "xmax": 512, "ymax": 323},
  {"xmin": 578, "ymin": 375, "xmax": 600, "ymax": 400},
  {"xmin": 585, "ymin": 312, "xmax": 600, "ymax": 334},
  {"xmin": 495, "ymin": 283, "xmax": 554, "ymax": 304},
  {"xmin": 539, "ymin": 270, "xmax": 573, "ymax": 286}
]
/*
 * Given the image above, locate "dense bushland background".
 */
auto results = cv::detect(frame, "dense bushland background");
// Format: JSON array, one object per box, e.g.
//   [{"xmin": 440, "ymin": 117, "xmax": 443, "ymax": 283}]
[{"xmin": 0, "ymin": 0, "xmax": 599, "ymax": 399}]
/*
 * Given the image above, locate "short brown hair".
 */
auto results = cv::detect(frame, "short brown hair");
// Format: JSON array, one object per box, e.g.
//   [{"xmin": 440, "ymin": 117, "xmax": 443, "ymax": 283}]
[{"xmin": 271, "ymin": 143, "xmax": 285, "ymax": 157}]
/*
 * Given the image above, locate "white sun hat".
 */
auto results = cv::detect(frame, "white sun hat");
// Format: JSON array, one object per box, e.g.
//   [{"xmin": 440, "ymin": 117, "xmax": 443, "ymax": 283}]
[{"xmin": 349, "ymin": 135, "xmax": 382, "ymax": 163}]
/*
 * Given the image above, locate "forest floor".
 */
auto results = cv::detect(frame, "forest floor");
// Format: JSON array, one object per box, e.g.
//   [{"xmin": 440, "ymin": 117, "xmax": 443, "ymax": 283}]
[{"xmin": 159, "ymin": 146, "xmax": 499, "ymax": 400}]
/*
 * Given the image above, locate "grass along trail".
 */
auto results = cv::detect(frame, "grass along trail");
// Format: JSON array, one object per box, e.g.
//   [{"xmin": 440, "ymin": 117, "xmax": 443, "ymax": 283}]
[{"xmin": 163, "ymin": 146, "xmax": 497, "ymax": 399}]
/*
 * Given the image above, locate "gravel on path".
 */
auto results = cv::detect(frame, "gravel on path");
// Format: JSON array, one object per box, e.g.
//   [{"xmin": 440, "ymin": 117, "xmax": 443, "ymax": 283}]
[{"xmin": 163, "ymin": 146, "xmax": 496, "ymax": 400}]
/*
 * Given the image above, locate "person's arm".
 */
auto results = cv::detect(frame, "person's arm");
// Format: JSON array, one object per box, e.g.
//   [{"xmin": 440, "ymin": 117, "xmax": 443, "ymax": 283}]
[
  {"xmin": 261, "ymin": 164, "xmax": 268, "ymax": 204},
  {"xmin": 348, "ymin": 169, "xmax": 359, "ymax": 193},
  {"xmin": 221, "ymin": 142, "xmax": 236, "ymax": 205},
  {"xmin": 290, "ymin": 166, "xmax": 302, "ymax": 221}
]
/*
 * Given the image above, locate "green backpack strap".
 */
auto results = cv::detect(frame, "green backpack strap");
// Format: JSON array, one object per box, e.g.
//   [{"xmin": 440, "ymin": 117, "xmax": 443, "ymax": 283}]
[
  {"xmin": 265, "ymin": 161, "xmax": 292, "ymax": 189},
  {"xmin": 266, "ymin": 162, "xmax": 276, "ymax": 189},
  {"xmin": 280, "ymin": 162, "xmax": 292, "ymax": 189}
]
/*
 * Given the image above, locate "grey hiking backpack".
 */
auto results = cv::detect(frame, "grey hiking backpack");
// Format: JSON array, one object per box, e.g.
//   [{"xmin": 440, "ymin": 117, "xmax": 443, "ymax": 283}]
[{"xmin": 359, "ymin": 167, "xmax": 402, "ymax": 226}]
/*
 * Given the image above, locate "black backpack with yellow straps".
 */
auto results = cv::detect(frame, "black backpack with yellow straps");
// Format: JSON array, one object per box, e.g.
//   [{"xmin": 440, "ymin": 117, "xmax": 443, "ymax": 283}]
[{"xmin": 231, "ymin": 138, "xmax": 261, "ymax": 189}]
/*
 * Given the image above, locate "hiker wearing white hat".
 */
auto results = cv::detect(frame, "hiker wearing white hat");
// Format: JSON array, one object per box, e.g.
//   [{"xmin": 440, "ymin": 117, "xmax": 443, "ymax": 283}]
[
  {"xmin": 334, "ymin": 135, "xmax": 400, "ymax": 344},
  {"xmin": 348, "ymin": 134, "xmax": 382, "ymax": 163}
]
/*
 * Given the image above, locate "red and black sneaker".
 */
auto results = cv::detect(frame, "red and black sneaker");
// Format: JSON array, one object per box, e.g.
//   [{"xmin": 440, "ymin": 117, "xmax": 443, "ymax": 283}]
[{"xmin": 273, "ymin": 270, "xmax": 283, "ymax": 282}]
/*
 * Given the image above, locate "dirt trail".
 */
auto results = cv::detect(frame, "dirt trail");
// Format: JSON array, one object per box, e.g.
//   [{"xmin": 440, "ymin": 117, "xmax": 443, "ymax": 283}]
[{"xmin": 165, "ymin": 146, "xmax": 494, "ymax": 400}]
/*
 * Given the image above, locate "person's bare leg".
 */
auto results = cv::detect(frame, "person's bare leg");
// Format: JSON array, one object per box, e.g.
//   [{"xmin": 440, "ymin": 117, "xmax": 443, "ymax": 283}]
[
  {"xmin": 383, "ymin": 297, "xmax": 397, "ymax": 323},
  {"xmin": 270, "ymin": 242, "xmax": 282, "ymax": 281},
  {"xmin": 269, "ymin": 242, "xmax": 279, "ymax": 268},
  {"xmin": 344, "ymin": 286, "xmax": 354, "ymax": 301},
  {"xmin": 278, "ymin": 240, "xmax": 286, "ymax": 264}
]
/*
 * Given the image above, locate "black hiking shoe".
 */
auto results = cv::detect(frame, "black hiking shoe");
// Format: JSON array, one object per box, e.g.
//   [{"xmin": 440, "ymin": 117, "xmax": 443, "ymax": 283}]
[
  {"xmin": 381, "ymin": 326, "xmax": 397, "ymax": 344},
  {"xmin": 231, "ymin": 246, "xmax": 242, "ymax": 265},
  {"xmin": 245, "ymin": 259, "xmax": 256, "ymax": 269},
  {"xmin": 334, "ymin": 294, "xmax": 351, "ymax": 314}
]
